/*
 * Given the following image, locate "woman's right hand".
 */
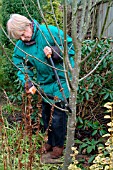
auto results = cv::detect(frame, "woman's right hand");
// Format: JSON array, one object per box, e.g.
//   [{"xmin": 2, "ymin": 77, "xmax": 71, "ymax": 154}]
[{"xmin": 43, "ymin": 46, "xmax": 52, "ymax": 57}]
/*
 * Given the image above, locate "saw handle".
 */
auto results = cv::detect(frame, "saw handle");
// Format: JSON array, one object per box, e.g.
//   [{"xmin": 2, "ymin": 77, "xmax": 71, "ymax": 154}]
[{"xmin": 47, "ymin": 54, "xmax": 51, "ymax": 58}]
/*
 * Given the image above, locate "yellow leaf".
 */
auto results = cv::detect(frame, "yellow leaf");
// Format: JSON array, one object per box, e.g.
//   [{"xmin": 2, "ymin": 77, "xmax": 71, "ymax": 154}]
[
  {"xmin": 104, "ymin": 115, "xmax": 111, "ymax": 119},
  {"xmin": 108, "ymin": 128, "xmax": 113, "ymax": 132},
  {"xmin": 102, "ymin": 134, "xmax": 110, "ymax": 137},
  {"xmin": 104, "ymin": 102, "xmax": 113, "ymax": 110},
  {"xmin": 107, "ymin": 122, "xmax": 113, "ymax": 127}
]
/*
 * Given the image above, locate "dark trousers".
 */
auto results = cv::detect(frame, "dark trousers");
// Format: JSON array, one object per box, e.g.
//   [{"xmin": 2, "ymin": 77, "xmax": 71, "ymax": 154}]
[{"xmin": 42, "ymin": 101, "xmax": 67, "ymax": 147}]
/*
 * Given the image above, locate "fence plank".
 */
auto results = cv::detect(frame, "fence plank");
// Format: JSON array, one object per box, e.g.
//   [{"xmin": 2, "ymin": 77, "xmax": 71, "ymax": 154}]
[{"xmin": 97, "ymin": 2, "xmax": 113, "ymax": 38}]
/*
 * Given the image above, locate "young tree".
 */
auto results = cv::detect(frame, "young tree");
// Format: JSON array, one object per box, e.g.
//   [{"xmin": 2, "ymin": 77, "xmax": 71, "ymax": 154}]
[
  {"xmin": 63, "ymin": 0, "xmax": 113, "ymax": 169},
  {"xmin": 0, "ymin": 0, "xmax": 113, "ymax": 170}
]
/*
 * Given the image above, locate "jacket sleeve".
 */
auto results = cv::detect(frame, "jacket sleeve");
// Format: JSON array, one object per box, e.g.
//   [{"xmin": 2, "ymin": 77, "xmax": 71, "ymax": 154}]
[
  {"xmin": 48, "ymin": 26, "xmax": 75, "ymax": 67},
  {"xmin": 50, "ymin": 26, "xmax": 75, "ymax": 65},
  {"xmin": 13, "ymin": 53, "xmax": 34, "ymax": 86}
]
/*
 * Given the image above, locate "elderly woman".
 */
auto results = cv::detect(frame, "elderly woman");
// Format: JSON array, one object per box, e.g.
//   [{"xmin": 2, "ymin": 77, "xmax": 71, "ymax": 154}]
[{"xmin": 7, "ymin": 14, "xmax": 75, "ymax": 159}]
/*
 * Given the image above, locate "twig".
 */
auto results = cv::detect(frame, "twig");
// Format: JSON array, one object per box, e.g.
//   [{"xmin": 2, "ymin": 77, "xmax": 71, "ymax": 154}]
[
  {"xmin": 36, "ymin": 0, "xmax": 64, "ymax": 54},
  {"xmin": 79, "ymin": 48, "xmax": 113, "ymax": 82},
  {"xmin": 50, "ymin": 0, "xmax": 63, "ymax": 48},
  {"xmin": 81, "ymin": 39, "xmax": 99, "ymax": 63}
]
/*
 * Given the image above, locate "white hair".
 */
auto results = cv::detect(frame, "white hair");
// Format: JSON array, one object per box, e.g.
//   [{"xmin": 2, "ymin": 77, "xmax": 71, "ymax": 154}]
[{"xmin": 7, "ymin": 14, "xmax": 32, "ymax": 39}]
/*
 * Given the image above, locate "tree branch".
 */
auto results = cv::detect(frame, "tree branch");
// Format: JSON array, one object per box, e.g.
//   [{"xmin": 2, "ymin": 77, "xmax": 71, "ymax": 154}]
[
  {"xmin": 79, "ymin": 0, "xmax": 87, "ymax": 40},
  {"xmin": 81, "ymin": 0, "xmax": 92, "ymax": 41},
  {"xmin": 79, "ymin": 48, "xmax": 113, "ymax": 82},
  {"xmin": 50, "ymin": 0, "xmax": 63, "ymax": 48},
  {"xmin": 36, "ymin": 0, "xmax": 64, "ymax": 53},
  {"xmin": 81, "ymin": 39, "xmax": 99, "ymax": 63}
]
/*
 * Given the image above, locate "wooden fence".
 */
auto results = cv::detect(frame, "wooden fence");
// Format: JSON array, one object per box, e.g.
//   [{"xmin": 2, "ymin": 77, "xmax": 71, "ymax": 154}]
[{"xmin": 97, "ymin": 2, "xmax": 113, "ymax": 38}]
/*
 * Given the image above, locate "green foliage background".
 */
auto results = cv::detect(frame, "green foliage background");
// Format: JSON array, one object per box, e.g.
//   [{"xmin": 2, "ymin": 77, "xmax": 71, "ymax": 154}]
[
  {"xmin": 0, "ymin": 0, "xmax": 113, "ymax": 110},
  {"xmin": 0, "ymin": 1, "xmax": 113, "ymax": 169},
  {"xmin": 42, "ymin": 0, "xmax": 63, "ymax": 29},
  {"xmin": 0, "ymin": 0, "xmax": 2, "ymax": 24}
]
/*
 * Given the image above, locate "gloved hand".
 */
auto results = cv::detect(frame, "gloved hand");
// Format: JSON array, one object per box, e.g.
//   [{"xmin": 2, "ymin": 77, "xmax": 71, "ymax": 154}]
[
  {"xmin": 51, "ymin": 45, "xmax": 62, "ymax": 62},
  {"xmin": 43, "ymin": 46, "xmax": 52, "ymax": 56},
  {"xmin": 25, "ymin": 81, "xmax": 36, "ymax": 94},
  {"xmin": 43, "ymin": 46, "xmax": 62, "ymax": 63}
]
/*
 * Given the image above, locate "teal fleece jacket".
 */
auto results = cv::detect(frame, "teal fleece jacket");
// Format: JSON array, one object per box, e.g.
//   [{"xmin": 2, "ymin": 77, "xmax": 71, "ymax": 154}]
[{"xmin": 13, "ymin": 19, "xmax": 75, "ymax": 101}]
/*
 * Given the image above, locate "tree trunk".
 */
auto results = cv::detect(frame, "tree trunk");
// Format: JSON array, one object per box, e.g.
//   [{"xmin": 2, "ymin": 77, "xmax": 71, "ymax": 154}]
[{"xmin": 63, "ymin": 44, "xmax": 81, "ymax": 170}]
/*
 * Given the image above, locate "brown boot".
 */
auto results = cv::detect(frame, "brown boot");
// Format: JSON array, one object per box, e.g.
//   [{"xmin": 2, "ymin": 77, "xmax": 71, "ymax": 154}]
[
  {"xmin": 50, "ymin": 146, "xmax": 64, "ymax": 159},
  {"xmin": 38, "ymin": 143, "xmax": 52, "ymax": 154}
]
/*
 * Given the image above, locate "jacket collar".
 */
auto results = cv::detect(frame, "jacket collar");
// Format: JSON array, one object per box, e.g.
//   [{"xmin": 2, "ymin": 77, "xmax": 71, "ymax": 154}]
[{"xmin": 24, "ymin": 19, "xmax": 39, "ymax": 46}]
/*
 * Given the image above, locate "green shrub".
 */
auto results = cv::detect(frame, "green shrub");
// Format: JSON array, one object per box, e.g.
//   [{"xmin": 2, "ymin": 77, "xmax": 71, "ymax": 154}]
[
  {"xmin": 78, "ymin": 38, "xmax": 113, "ymax": 104},
  {"xmin": 42, "ymin": 0, "xmax": 63, "ymax": 29},
  {"xmin": 90, "ymin": 102, "xmax": 113, "ymax": 170}
]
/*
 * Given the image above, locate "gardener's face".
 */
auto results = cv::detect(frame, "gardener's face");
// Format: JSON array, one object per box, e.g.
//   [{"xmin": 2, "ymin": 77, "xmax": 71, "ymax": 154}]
[{"xmin": 19, "ymin": 24, "xmax": 33, "ymax": 42}]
